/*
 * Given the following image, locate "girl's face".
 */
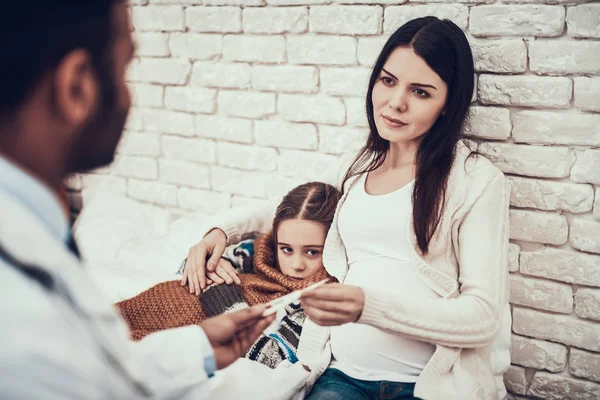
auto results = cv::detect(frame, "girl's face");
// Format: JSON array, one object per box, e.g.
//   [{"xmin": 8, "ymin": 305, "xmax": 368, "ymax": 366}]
[
  {"xmin": 371, "ymin": 46, "xmax": 448, "ymax": 147},
  {"xmin": 276, "ymin": 219, "xmax": 326, "ymax": 280}
]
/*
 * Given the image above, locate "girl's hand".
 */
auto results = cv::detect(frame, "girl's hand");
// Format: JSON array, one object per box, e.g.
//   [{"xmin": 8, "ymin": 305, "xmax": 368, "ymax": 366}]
[
  {"xmin": 205, "ymin": 258, "xmax": 240, "ymax": 288},
  {"xmin": 300, "ymin": 283, "xmax": 365, "ymax": 326}
]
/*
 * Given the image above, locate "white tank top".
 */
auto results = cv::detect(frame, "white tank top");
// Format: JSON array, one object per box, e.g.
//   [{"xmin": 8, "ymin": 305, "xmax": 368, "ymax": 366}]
[{"xmin": 330, "ymin": 173, "xmax": 439, "ymax": 383}]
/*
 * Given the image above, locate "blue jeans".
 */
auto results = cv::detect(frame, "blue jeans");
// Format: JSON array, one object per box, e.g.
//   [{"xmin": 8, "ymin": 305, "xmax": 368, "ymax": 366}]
[{"xmin": 305, "ymin": 369, "xmax": 419, "ymax": 400}]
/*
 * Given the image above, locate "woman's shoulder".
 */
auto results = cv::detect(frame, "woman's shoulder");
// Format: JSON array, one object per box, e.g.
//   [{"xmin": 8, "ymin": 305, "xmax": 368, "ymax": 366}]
[
  {"xmin": 321, "ymin": 151, "xmax": 359, "ymax": 189},
  {"xmin": 449, "ymin": 142, "xmax": 507, "ymax": 206},
  {"xmin": 454, "ymin": 142, "xmax": 505, "ymax": 184}
]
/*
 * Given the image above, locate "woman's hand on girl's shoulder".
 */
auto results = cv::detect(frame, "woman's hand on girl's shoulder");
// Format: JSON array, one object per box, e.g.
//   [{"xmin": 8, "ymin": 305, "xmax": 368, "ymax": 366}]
[{"xmin": 181, "ymin": 228, "xmax": 240, "ymax": 295}]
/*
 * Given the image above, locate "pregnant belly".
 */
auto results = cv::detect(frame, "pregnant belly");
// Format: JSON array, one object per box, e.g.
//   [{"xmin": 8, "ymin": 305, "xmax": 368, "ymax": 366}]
[
  {"xmin": 330, "ymin": 257, "xmax": 439, "ymax": 380},
  {"xmin": 330, "ymin": 322, "xmax": 435, "ymax": 380}
]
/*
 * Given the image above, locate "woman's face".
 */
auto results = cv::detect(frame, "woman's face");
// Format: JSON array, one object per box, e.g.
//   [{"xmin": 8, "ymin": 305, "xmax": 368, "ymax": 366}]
[
  {"xmin": 371, "ymin": 46, "xmax": 448, "ymax": 146},
  {"xmin": 276, "ymin": 219, "xmax": 326, "ymax": 280}
]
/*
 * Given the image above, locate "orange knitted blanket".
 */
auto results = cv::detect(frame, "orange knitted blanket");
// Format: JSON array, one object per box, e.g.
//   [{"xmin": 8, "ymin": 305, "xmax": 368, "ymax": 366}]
[{"xmin": 116, "ymin": 232, "xmax": 330, "ymax": 341}]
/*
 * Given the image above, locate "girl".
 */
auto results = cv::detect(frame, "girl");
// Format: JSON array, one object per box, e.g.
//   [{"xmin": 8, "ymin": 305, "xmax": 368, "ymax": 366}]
[
  {"xmin": 182, "ymin": 16, "xmax": 511, "ymax": 400},
  {"xmin": 117, "ymin": 181, "xmax": 341, "ymax": 369}
]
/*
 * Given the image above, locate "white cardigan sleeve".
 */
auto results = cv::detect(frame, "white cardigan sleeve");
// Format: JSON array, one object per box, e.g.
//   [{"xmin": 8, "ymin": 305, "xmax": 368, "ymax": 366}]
[{"xmin": 357, "ymin": 171, "xmax": 510, "ymax": 348}]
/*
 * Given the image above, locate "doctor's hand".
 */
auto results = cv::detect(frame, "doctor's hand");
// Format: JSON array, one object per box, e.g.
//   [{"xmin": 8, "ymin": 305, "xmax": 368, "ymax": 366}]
[
  {"xmin": 300, "ymin": 284, "xmax": 365, "ymax": 327},
  {"xmin": 200, "ymin": 305, "xmax": 275, "ymax": 370}
]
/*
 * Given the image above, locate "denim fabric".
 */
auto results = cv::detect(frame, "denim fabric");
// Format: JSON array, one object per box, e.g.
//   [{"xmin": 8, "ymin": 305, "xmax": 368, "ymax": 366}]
[{"xmin": 306, "ymin": 368, "xmax": 419, "ymax": 400}]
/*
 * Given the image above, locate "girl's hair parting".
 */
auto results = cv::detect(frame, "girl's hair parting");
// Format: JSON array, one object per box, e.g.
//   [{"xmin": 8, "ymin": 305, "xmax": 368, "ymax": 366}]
[{"xmin": 272, "ymin": 181, "xmax": 342, "ymax": 239}]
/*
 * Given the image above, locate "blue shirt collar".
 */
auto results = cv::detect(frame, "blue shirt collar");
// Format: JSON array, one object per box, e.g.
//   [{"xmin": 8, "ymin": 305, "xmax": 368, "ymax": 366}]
[{"xmin": 0, "ymin": 155, "xmax": 69, "ymax": 243}]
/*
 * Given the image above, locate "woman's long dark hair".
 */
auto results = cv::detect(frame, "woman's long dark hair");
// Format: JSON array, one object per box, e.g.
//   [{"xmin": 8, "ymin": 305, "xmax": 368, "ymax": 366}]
[{"xmin": 342, "ymin": 17, "xmax": 475, "ymax": 255}]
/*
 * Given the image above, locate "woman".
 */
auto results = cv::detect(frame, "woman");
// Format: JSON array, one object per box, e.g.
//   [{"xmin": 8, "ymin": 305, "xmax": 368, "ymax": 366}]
[{"xmin": 181, "ymin": 17, "xmax": 510, "ymax": 400}]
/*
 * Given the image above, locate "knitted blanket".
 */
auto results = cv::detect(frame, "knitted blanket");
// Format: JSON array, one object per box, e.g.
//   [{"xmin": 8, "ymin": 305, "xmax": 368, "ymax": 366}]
[{"xmin": 116, "ymin": 232, "xmax": 330, "ymax": 342}]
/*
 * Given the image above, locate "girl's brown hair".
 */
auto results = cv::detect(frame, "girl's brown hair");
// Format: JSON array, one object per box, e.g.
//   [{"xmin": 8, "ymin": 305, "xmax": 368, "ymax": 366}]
[{"xmin": 271, "ymin": 181, "xmax": 341, "ymax": 245}]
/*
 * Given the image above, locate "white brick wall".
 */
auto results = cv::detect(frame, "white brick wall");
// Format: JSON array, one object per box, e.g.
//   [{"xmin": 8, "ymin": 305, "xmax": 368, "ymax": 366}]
[
  {"xmin": 513, "ymin": 308, "xmax": 599, "ymax": 352},
  {"xmin": 186, "ymin": 7, "xmax": 241, "ymax": 33},
  {"xmin": 309, "ymin": 6, "xmax": 383, "ymax": 35},
  {"xmin": 164, "ymin": 86, "xmax": 216, "ymax": 113},
  {"xmin": 478, "ymin": 75, "xmax": 572, "ymax": 108},
  {"xmin": 132, "ymin": 6, "xmax": 185, "ymax": 32},
  {"xmin": 191, "ymin": 61, "xmax": 251, "ymax": 89},
  {"xmin": 470, "ymin": 5, "xmax": 565, "ymax": 37},
  {"xmin": 222, "ymin": 35, "xmax": 286, "ymax": 63},
  {"xmin": 135, "ymin": 32, "xmax": 170, "ymax": 57},
  {"xmin": 509, "ymin": 275, "xmax": 573, "ymax": 314},
  {"xmin": 130, "ymin": 83, "xmax": 164, "ymax": 107},
  {"xmin": 135, "ymin": 58, "xmax": 191, "ymax": 84},
  {"xmin": 509, "ymin": 209, "xmax": 568, "ymax": 245},
  {"xmin": 528, "ymin": 372, "xmax": 600, "ymax": 400},
  {"xmin": 567, "ymin": 4, "xmax": 600, "ymax": 39},
  {"xmin": 508, "ymin": 177, "xmax": 593, "ymax": 213},
  {"xmin": 570, "ymin": 348, "xmax": 600, "ymax": 383},
  {"xmin": 510, "ymin": 335, "xmax": 568, "ymax": 373},
  {"xmin": 287, "ymin": 35, "xmax": 357, "ymax": 65},
  {"xmin": 73, "ymin": 2, "xmax": 600, "ymax": 397},
  {"xmin": 574, "ymin": 289, "xmax": 600, "ymax": 322},
  {"xmin": 169, "ymin": 33, "xmax": 221, "ymax": 60},
  {"xmin": 140, "ymin": 107, "xmax": 194, "ymax": 135},
  {"xmin": 575, "ymin": 77, "xmax": 600, "ymax": 112},
  {"xmin": 384, "ymin": 5, "xmax": 468, "ymax": 32},
  {"xmin": 479, "ymin": 143, "xmax": 575, "ymax": 178},
  {"xmin": 520, "ymin": 248, "xmax": 600, "ymax": 287},
  {"xmin": 464, "ymin": 106, "xmax": 511, "ymax": 140},
  {"xmin": 470, "ymin": 39, "xmax": 527, "ymax": 74},
  {"xmin": 242, "ymin": 7, "xmax": 308, "ymax": 34},
  {"xmin": 512, "ymin": 111, "xmax": 600, "ymax": 147},
  {"xmin": 320, "ymin": 67, "xmax": 371, "ymax": 97},
  {"xmin": 505, "ymin": 366, "xmax": 528, "ymax": 396},
  {"xmin": 530, "ymin": 40, "xmax": 600, "ymax": 75},
  {"xmin": 252, "ymin": 65, "xmax": 318, "ymax": 93}
]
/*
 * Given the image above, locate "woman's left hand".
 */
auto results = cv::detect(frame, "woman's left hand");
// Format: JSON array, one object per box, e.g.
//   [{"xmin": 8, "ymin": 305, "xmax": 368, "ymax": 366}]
[{"xmin": 300, "ymin": 283, "xmax": 365, "ymax": 326}]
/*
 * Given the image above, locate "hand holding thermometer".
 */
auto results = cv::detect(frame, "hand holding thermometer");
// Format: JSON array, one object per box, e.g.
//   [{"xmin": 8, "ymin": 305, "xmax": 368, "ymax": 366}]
[{"xmin": 262, "ymin": 279, "xmax": 330, "ymax": 316}]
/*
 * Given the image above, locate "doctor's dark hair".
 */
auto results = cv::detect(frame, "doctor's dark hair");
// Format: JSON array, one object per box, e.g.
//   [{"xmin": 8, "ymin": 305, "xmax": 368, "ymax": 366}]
[
  {"xmin": 0, "ymin": 0, "xmax": 124, "ymax": 124},
  {"xmin": 271, "ymin": 182, "xmax": 342, "ymax": 246},
  {"xmin": 343, "ymin": 17, "xmax": 475, "ymax": 255}
]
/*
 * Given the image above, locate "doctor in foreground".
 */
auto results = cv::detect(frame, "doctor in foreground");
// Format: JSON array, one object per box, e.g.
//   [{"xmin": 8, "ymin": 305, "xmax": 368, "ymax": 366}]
[{"xmin": 0, "ymin": 1, "xmax": 274, "ymax": 398}]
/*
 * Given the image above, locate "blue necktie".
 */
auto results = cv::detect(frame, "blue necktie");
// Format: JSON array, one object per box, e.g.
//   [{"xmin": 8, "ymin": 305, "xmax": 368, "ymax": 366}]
[{"xmin": 66, "ymin": 232, "xmax": 81, "ymax": 260}]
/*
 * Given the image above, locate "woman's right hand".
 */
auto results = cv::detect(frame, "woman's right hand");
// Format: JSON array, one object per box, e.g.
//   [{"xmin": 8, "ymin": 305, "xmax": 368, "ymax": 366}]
[{"xmin": 181, "ymin": 228, "xmax": 239, "ymax": 295}]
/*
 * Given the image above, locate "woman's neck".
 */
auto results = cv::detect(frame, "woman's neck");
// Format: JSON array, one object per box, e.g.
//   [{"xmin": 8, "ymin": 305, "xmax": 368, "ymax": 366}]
[{"xmin": 384, "ymin": 140, "xmax": 419, "ymax": 170}]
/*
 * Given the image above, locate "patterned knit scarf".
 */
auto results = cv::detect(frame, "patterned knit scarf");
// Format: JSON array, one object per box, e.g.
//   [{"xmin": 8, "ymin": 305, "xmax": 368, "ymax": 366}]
[{"xmin": 116, "ymin": 232, "xmax": 331, "ymax": 341}]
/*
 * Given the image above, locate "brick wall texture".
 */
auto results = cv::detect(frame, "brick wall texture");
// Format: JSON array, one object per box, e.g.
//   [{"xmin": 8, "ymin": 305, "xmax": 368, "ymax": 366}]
[{"xmin": 69, "ymin": 1, "xmax": 600, "ymax": 398}]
